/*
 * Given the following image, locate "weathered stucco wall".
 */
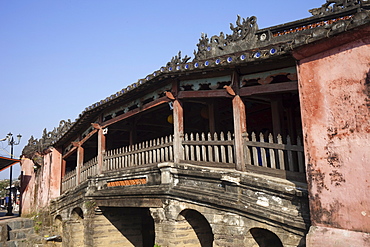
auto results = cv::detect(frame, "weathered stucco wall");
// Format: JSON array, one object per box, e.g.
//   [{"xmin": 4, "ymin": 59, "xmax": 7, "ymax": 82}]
[
  {"xmin": 296, "ymin": 26, "xmax": 370, "ymax": 245},
  {"xmin": 20, "ymin": 157, "xmax": 36, "ymax": 215},
  {"xmin": 20, "ymin": 148, "xmax": 62, "ymax": 215}
]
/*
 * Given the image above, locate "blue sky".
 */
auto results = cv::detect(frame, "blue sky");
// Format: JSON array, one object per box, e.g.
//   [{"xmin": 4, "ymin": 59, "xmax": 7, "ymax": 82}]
[{"xmin": 0, "ymin": 0, "xmax": 325, "ymax": 179}]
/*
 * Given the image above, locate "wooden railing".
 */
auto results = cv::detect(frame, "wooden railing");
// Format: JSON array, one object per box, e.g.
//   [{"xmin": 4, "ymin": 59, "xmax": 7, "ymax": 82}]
[
  {"xmin": 244, "ymin": 132, "xmax": 304, "ymax": 172},
  {"xmin": 81, "ymin": 157, "xmax": 98, "ymax": 182},
  {"xmin": 183, "ymin": 132, "xmax": 234, "ymax": 166},
  {"xmin": 61, "ymin": 131, "xmax": 305, "ymax": 192},
  {"xmin": 104, "ymin": 135, "xmax": 174, "ymax": 171},
  {"xmin": 61, "ymin": 169, "xmax": 76, "ymax": 192}
]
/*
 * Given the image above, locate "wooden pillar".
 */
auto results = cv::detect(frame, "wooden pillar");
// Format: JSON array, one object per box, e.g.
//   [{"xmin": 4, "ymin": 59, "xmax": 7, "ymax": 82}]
[
  {"xmin": 232, "ymin": 95, "xmax": 247, "ymax": 171},
  {"xmin": 76, "ymin": 144, "xmax": 84, "ymax": 184},
  {"xmin": 173, "ymin": 99, "xmax": 184, "ymax": 163},
  {"xmin": 208, "ymin": 101, "xmax": 216, "ymax": 134},
  {"xmin": 61, "ymin": 159, "xmax": 66, "ymax": 178},
  {"xmin": 129, "ymin": 119, "xmax": 137, "ymax": 146},
  {"xmin": 271, "ymin": 96, "xmax": 283, "ymax": 138},
  {"xmin": 97, "ymin": 127, "xmax": 106, "ymax": 174},
  {"xmin": 92, "ymin": 123, "xmax": 106, "ymax": 174},
  {"xmin": 228, "ymin": 71, "xmax": 247, "ymax": 171}
]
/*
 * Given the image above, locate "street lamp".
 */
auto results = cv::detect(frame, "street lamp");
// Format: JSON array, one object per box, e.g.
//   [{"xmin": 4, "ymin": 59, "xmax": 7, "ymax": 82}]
[{"xmin": 1, "ymin": 133, "xmax": 21, "ymax": 216}]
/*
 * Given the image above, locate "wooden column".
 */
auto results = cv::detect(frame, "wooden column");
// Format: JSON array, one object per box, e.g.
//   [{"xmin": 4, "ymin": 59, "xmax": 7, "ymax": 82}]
[
  {"xmin": 271, "ymin": 96, "xmax": 283, "ymax": 138},
  {"xmin": 227, "ymin": 71, "xmax": 247, "ymax": 171},
  {"xmin": 61, "ymin": 159, "xmax": 66, "ymax": 178},
  {"xmin": 92, "ymin": 123, "xmax": 106, "ymax": 174},
  {"xmin": 173, "ymin": 99, "xmax": 184, "ymax": 163},
  {"xmin": 208, "ymin": 101, "xmax": 216, "ymax": 134},
  {"xmin": 232, "ymin": 95, "xmax": 247, "ymax": 171},
  {"xmin": 76, "ymin": 144, "xmax": 84, "ymax": 184},
  {"xmin": 167, "ymin": 80, "xmax": 184, "ymax": 163},
  {"xmin": 129, "ymin": 119, "xmax": 137, "ymax": 146},
  {"xmin": 97, "ymin": 127, "xmax": 106, "ymax": 174}
]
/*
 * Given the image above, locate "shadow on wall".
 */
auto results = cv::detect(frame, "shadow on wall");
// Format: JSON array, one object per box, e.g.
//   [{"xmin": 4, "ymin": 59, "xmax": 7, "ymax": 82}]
[
  {"xmin": 20, "ymin": 175, "xmax": 32, "ymax": 193},
  {"xmin": 180, "ymin": 209, "xmax": 214, "ymax": 247},
  {"xmin": 250, "ymin": 228, "xmax": 283, "ymax": 247},
  {"xmin": 102, "ymin": 207, "xmax": 155, "ymax": 247}
]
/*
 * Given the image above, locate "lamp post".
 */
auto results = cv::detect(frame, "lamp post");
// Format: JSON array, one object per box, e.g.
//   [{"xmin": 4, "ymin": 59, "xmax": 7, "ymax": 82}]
[{"xmin": 1, "ymin": 133, "xmax": 21, "ymax": 216}]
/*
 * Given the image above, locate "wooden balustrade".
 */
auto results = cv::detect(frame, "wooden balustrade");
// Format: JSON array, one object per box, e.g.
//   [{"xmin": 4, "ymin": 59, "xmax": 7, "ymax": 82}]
[
  {"xmin": 61, "ymin": 131, "xmax": 305, "ymax": 192},
  {"xmin": 183, "ymin": 132, "xmax": 235, "ymax": 167},
  {"xmin": 80, "ymin": 157, "xmax": 98, "ymax": 182},
  {"xmin": 244, "ymin": 132, "xmax": 304, "ymax": 173},
  {"xmin": 104, "ymin": 135, "xmax": 174, "ymax": 171},
  {"xmin": 61, "ymin": 169, "xmax": 77, "ymax": 193}
]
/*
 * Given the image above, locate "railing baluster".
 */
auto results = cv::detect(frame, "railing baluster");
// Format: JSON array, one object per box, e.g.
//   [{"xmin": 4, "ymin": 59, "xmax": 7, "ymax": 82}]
[
  {"xmin": 195, "ymin": 133, "xmax": 200, "ymax": 161},
  {"xmin": 259, "ymin": 132, "xmax": 268, "ymax": 167},
  {"xmin": 277, "ymin": 134, "xmax": 285, "ymax": 170},
  {"xmin": 164, "ymin": 136, "xmax": 169, "ymax": 161},
  {"xmin": 157, "ymin": 138, "xmax": 161, "ymax": 162},
  {"xmin": 213, "ymin": 132, "xmax": 219, "ymax": 162},
  {"xmin": 269, "ymin": 134, "xmax": 276, "ymax": 169},
  {"xmin": 244, "ymin": 133, "xmax": 252, "ymax": 165},
  {"xmin": 251, "ymin": 132, "xmax": 259, "ymax": 166},
  {"xmin": 207, "ymin": 133, "xmax": 213, "ymax": 162},
  {"xmin": 184, "ymin": 133, "xmax": 189, "ymax": 160},
  {"xmin": 148, "ymin": 140, "xmax": 151, "ymax": 164},
  {"xmin": 227, "ymin": 131, "xmax": 234, "ymax": 163},
  {"xmin": 201, "ymin": 133, "xmax": 207, "ymax": 161},
  {"xmin": 297, "ymin": 136, "xmax": 305, "ymax": 173},
  {"xmin": 287, "ymin": 135, "xmax": 294, "ymax": 171},
  {"xmin": 220, "ymin": 132, "xmax": 227, "ymax": 163}
]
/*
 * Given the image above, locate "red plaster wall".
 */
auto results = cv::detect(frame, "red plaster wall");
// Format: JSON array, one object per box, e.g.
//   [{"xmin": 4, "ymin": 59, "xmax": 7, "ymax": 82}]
[
  {"xmin": 20, "ymin": 148, "xmax": 62, "ymax": 215},
  {"xmin": 20, "ymin": 157, "xmax": 36, "ymax": 215},
  {"xmin": 297, "ymin": 31, "xmax": 370, "ymax": 234}
]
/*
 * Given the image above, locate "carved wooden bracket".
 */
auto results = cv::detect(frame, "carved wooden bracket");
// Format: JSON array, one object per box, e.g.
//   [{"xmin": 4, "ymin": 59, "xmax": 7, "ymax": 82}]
[
  {"xmin": 91, "ymin": 123, "xmax": 102, "ymax": 130},
  {"xmin": 165, "ymin": 91, "xmax": 176, "ymax": 100},
  {"xmin": 71, "ymin": 141, "xmax": 81, "ymax": 147},
  {"xmin": 223, "ymin": 85, "xmax": 236, "ymax": 96}
]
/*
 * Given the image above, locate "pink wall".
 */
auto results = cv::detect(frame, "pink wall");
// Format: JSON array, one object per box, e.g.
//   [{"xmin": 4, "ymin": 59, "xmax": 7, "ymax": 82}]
[
  {"xmin": 20, "ymin": 157, "xmax": 36, "ymax": 215},
  {"xmin": 20, "ymin": 148, "xmax": 62, "ymax": 215},
  {"xmin": 296, "ymin": 25, "xmax": 370, "ymax": 244}
]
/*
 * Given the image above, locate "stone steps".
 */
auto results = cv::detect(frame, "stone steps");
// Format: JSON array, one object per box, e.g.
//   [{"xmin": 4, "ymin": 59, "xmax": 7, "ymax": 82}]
[{"xmin": 0, "ymin": 217, "xmax": 39, "ymax": 247}]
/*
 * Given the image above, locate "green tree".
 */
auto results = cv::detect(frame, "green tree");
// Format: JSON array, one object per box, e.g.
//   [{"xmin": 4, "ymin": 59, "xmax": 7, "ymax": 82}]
[{"xmin": 0, "ymin": 179, "xmax": 10, "ymax": 197}]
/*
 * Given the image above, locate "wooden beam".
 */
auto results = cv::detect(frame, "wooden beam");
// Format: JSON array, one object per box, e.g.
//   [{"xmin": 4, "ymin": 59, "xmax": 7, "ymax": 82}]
[
  {"xmin": 239, "ymin": 81, "xmax": 298, "ymax": 97},
  {"xmin": 62, "ymin": 146, "xmax": 77, "ymax": 159},
  {"xmin": 178, "ymin": 90, "xmax": 232, "ymax": 99},
  {"xmin": 102, "ymin": 97, "xmax": 170, "ymax": 128}
]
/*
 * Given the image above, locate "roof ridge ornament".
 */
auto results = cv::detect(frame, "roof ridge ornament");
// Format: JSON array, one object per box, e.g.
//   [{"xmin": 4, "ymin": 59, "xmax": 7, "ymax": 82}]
[
  {"xmin": 22, "ymin": 119, "xmax": 74, "ymax": 157},
  {"xmin": 193, "ymin": 15, "xmax": 258, "ymax": 61},
  {"xmin": 166, "ymin": 51, "xmax": 191, "ymax": 67},
  {"xmin": 309, "ymin": 0, "xmax": 365, "ymax": 16}
]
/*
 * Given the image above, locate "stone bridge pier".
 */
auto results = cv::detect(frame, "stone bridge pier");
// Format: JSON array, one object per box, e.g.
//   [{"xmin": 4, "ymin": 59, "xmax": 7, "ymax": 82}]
[{"xmin": 50, "ymin": 162, "xmax": 309, "ymax": 247}]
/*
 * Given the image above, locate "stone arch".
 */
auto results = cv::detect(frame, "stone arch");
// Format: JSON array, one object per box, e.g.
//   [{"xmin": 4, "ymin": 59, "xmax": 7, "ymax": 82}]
[
  {"xmin": 68, "ymin": 207, "xmax": 84, "ymax": 247},
  {"xmin": 54, "ymin": 215, "xmax": 63, "ymax": 235},
  {"xmin": 249, "ymin": 227, "xmax": 283, "ymax": 247},
  {"xmin": 92, "ymin": 207, "xmax": 155, "ymax": 247},
  {"xmin": 71, "ymin": 207, "xmax": 84, "ymax": 220},
  {"xmin": 175, "ymin": 209, "xmax": 214, "ymax": 247}
]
